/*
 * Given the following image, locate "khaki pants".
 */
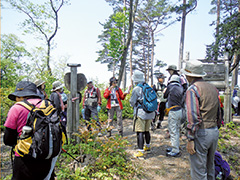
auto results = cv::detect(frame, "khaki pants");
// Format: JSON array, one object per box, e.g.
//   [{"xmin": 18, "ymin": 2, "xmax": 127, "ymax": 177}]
[{"xmin": 107, "ymin": 106, "xmax": 123, "ymax": 132}]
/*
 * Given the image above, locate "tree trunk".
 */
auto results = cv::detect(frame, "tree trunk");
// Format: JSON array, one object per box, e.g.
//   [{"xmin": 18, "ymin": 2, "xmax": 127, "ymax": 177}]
[
  {"xmin": 146, "ymin": 27, "xmax": 150, "ymax": 83},
  {"xmin": 47, "ymin": 41, "xmax": 52, "ymax": 75},
  {"xmin": 178, "ymin": 0, "xmax": 186, "ymax": 70},
  {"xmin": 129, "ymin": 38, "xmax": 133, "ymax": 87},
  {"xmin": 118, "ymin": 0, "xmax": 138, "ymax": 86},
  {"xmin": 150, "ymin": 31, "xmax": 154, "ymax": 86},
  {"xmin": 214, "ymin": 0, "xmax": 221, "ymax": 62}
]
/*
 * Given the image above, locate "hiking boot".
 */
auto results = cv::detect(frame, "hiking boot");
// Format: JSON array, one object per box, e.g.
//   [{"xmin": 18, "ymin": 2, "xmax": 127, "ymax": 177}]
[
  {"xmin": 133, "ymin": 151, "xmax": 144, "ymax": 159},
  {"xmin": 107, "ymin": 131, "xmax": 111, "ymax": 137},
  {"xmin": 166, "ymin": 151, "xmax": 181, "ymax": 157},
  {"xmin": 97, "ymin": 132, "xmax": 102, "ymax": 137},
  {"xmin": 119, "ymin": 131, "xmax": 123, "ymax": 137},
  {"xmin": 156, "ymin": 123, "xmax": 162, "ymax": 129},
  {"xmin": 143, "ymin": 145, "xmax": 151, "ymax": 152},
  {"xmin": 166, "ymin": 147, "xmax": 172, "ymax": 153}
]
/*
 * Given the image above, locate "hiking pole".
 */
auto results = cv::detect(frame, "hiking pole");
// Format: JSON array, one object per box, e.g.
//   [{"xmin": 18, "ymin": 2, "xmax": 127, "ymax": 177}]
[{"xmin": 62, "ymin": 148, "xmax": 81, "ymax": 163}]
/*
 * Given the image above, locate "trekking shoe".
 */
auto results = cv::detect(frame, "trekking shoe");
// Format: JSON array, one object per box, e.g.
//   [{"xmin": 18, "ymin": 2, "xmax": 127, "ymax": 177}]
[
  {"xmin": 133, "ymin": 151, "xmax": 144, "ymax": 159},
  {"xmin": 107, "ymin": 131, "xmax": 111, "ymax": 138},
  {"xmin": 166, "ymin": 147, "xmax": 172, "ymax": 153},
  {"xmin": 143, "ymin": 145, "xmax": 151, "ymax": 152},
  {"xmin": 97, "ymin": 132, "xmax": 102, "ymax": 137},
  {"xmin": 156, "ymin": 123, "xmax": 162, "ymax": 129},
  {"xmin": 166, "ymin": 151, "xmax": 181, "ymax": 157}
]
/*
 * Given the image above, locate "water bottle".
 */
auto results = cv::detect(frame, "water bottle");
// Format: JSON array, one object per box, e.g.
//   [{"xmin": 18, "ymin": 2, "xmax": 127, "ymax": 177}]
[
  {"xmin": 216, "ymin": 171, "xmax": 223, "ymax": 180},
  {"xmin": 20, "ymin": 126, "xmax": 32, "ymax": 139},
  {"xmin": 82, "ymin": 108, "xmax": 85, "ymax": 119}
]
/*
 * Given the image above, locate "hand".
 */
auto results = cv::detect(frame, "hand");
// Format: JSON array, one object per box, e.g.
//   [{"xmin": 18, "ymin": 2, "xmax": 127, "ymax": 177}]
[
  {"xmin": 123, "ymin": 92, "xmax": 128, "ymax": 96},
  {"xmin": 186, "ymin": 141, "xmax": 196, "ymax": 155},
  {"xmin": 97, "ymin": 105, "xmax": 101, "ymax": 112}
]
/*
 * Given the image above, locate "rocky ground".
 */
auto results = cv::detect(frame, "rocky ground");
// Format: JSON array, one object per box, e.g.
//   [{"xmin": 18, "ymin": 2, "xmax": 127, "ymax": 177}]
[{"xmin": 1, "ymin": 117, "xmax": 240, "ymax": 180}]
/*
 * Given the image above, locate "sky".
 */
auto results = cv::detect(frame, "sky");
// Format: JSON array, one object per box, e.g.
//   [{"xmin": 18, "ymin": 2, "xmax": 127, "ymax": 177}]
[{"xmin": 1, "ymin": 0, "xmax": 216, "ymax": 86}]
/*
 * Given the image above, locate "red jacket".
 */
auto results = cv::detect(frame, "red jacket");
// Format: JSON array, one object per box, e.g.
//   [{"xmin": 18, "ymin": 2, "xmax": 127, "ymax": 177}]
[{"xmin": 104, "ymin": 87, "xmax": 126, "ymax": 110}]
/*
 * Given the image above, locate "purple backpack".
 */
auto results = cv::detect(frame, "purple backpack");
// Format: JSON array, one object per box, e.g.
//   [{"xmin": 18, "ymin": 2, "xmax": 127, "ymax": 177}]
[{"xmin": 215, "ymin": 151, "xmax": 231, "ymax": 180}]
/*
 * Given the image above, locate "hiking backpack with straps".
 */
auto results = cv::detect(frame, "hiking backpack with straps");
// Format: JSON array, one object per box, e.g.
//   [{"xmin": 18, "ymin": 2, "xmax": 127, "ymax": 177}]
[
  {"xmin": 137, "ymin": 83, "xmax": 158, "ymax": 113},
  {"xmin": 15, "ymin": 99, "xmax": 66, "ymax": 159},
  {"xmin": 215, "ymin": 151, "xmax": 231, "ymax": 180}
]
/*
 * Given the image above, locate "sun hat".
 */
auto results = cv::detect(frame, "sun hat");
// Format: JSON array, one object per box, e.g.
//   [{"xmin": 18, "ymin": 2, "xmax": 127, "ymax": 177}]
[
  {"xmin": 51, "ymin": 81, "xmax": 64, "ymax": 92},
  {"xmin": 157, "ymin": 73, "xmax": 166, "ymax": 79},
  {"xmin": 169, "ymin": 75, "xmax": 180, "ymax": 83},
  {"xmin": 166, "ymin": 65, "xmax": 179, "ymax": 71},
  {"xmin": 132, "ymin": 70, "xmax": 145, "ymax": 83},
  {"xmin": 34, "ymin": 79, "xmax": 46, "ymax": 87},
  {"xmin": 8, "ymin": 81, "xmax": 41, "ymax": 101},
  {"xmin": 182, "ymin": 60, "xmax": 207, "ymax": 77}
]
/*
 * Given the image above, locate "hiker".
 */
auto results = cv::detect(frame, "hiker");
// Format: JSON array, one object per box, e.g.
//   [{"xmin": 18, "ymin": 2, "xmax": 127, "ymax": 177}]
[
  {"xmin": 166, "ymin": 65, "xmax": 188, "ymax": 139},
  {"xmin": 34, "ymin": 79, "xmax": 48, "ymax": 99},
  {"xmin": 183, "ymin": 60, "xmax": 221, "ymax": 180},
  {"xmin": 50, "ymin": 80, "xmax": 67, "ymax": 127},
  {"xmin": 60, "ymin": 90, "xmax": 68, "ymax": 127},
  {"xmin": 3, "ymin": 81, "xmax": 57, "ymax": 180},
  {"xmin": 163, "ymin": 74, "xmax": 184, "ymax": 157},
  {"xmin": 166, "ymin": 65, "xmax": 188, "ymax": 93},
  {"xmin": 232, "ymin": 85, "xmax": 240, "ymax": 116},
  {"xmin": 82, "ymin": 80, "xmax": 102, "ymax": 134},
  {"xmin": 130, "ymin": 70, "xmax": 155, "ymax": 158},
  {"xmin": 152, "ymin": 73, "xmax": 167, "ymax": 129},
  {"xmin": 104, "ymin": 77, "xmax": 127, "ymax": 137}
]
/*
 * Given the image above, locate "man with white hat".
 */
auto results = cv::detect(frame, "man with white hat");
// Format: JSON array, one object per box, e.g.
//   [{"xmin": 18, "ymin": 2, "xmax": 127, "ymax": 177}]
[
  {"xmin": 183, "ymin": 60, "xmax": 221, "ymax": 180},
  {"xmin": 130, "ymin": 70, "xmax": 155, "ymax": 159},
  {"xmin": 50, "ymin": 80, "xmax": 65, "ymax": 116}
]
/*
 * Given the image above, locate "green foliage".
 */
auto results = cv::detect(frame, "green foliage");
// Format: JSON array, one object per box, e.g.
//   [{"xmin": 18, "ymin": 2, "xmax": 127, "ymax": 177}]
[
  {"xmin": 56, "ymin": 124, "xmax": 136, "ymax": 179},
  {"xmin": 217, "ymin": 122, "xmax": 240, "ymax": 177}
]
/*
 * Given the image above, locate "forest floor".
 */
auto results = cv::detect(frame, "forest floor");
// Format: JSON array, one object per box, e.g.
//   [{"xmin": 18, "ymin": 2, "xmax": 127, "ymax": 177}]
[{"xmin": 1, "ymin": 117, "xmax": 240, "ymax": 180}]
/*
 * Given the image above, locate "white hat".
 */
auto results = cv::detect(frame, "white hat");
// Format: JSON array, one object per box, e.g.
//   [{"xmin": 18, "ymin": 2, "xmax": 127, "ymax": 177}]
[
  {"xmin": 51, "ymin": 81, "xmax": 64, "ymax": 92},
  {"xmin": 169, "ymin": 75, "xmax": 180, "ymax": 83},
  {"xmin": 132, "ymin": 70, "xmax": 145, "ymax": 83},
  {"xmin": 182, "ymin": 60, "xmax": 207, "ymax": 77}
]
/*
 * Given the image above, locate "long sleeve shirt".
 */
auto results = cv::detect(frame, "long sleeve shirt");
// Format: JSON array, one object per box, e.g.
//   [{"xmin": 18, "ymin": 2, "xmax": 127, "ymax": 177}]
[
  {"xmin": 130, "ymin": 85, "xmax": 155, "ymax": 120},
  {"xmin": 185, "ymin": 79, "xmax": 219, "ymax": 140}
]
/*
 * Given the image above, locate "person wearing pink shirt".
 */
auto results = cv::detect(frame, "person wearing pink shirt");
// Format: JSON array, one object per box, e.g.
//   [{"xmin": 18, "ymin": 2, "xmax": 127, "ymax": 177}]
[{"xmin": 4, "ymin": 81, "xmax": 56, "ymax": 180}]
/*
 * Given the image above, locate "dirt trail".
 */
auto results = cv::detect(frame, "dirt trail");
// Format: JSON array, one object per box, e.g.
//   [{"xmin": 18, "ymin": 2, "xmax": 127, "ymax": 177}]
[{"xmin": 121, "ymin": 117, "xmax": 192, "ymax": 180}]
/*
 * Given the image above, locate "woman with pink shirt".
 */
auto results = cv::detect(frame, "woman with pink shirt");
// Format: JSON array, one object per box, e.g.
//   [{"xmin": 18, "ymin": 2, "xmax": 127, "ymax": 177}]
[{"xmin": 4, "ymin": 81, "xmax": 56, "ymax": 180}]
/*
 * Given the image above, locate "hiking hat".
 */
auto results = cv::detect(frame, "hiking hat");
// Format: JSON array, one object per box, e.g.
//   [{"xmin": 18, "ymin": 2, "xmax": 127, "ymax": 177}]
[
  {"xmin": 51, "ymin": 81, "xmax": 64, "ymax": 92},
  {"xmin": 87, "ymin": 81, "xmax": 93, "ymax": 84},
  {"xmin": 8, "ymin": 81, "xmax": 41, "ymax": 101},
  {"xmin": 132, "ymin": 70, "xmax": 145, "ymax": 83},
  {"xmin": 182, "ymin": 60, "xmax": 207, "ymax": 77},
  {"xmin": 157, "ymin": 73, "xmax": 166, "ymax": 79},
  {"xmin": 34, "ymin": 79, "xmax": 46, "ymax": 87},
  {"xmin": 166, "ymin": 65, "xmax": 179, "ymax": 71},
  {"xmin": 169, "ymin": 75, "xmax": 180, "ymax": 83}
]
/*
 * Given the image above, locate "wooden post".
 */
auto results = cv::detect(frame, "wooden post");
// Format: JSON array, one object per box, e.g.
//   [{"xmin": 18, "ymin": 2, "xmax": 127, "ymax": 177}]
[
  {"xmin": 67, "ymin": 63, "xmax": 81, "ymax": 143},
  {"xmin": 224, "ymin": 60, "xmax": 232, "ymax": 123}
]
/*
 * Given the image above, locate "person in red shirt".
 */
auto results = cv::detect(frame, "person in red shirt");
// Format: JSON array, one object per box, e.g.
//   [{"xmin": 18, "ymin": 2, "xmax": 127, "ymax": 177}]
[{"xmin": 104, "ymin": 77, "xmax": 127, "ymax": 137}]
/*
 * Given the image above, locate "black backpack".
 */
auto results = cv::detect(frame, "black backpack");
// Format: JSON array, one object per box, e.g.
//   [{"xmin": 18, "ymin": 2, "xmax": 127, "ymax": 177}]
[{"xmin": 15, "ymin": 99, "xmax": 66, "ymax": 159}]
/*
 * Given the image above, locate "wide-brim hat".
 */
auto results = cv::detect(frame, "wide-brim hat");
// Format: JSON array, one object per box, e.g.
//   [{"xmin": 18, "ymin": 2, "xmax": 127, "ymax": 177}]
[
  {"xmin": 132, "ymin": 70, "xmax": 145, "ymax": 83},
  {"xmin": 157, "ymin": 73, "xmax": 166, "ymax": 79},
  {"xmin": 182, "ymin": 60, "xmax": 207, "ymax": 77},
  {"xmin": 51, "ymin": 80, "xmax": 64, "ymax": 92},
  {"xmin": 34, "ymin": 79, "xmax": 45, "ymax": 87},
  {"xmin": 8, "ymin": 81, "xmax": 41, "ymax": 101},
  {"xmin": 166, "ymin": 65, "xmax": 179, "ymax": 71}
]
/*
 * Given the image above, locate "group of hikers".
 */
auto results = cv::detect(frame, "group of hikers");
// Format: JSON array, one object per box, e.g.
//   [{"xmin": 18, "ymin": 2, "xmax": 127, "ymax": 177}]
[{"xmin": 4, "ymin": 60, "xmax": 224, "ymax": 180}]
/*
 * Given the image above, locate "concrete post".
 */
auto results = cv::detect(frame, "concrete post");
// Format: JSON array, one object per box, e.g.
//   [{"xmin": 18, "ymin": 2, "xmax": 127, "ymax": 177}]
[
  {"xmin": 224, "ymin": 60, "xmax": 232, "ymax": 123},
  {"xmin": 67, "ymin": 63, "xmax": 81, "ymax": 142}
]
